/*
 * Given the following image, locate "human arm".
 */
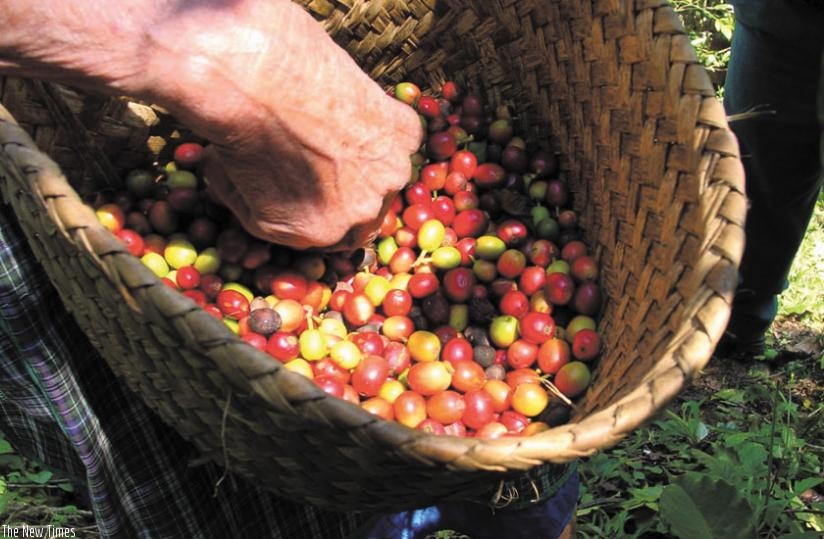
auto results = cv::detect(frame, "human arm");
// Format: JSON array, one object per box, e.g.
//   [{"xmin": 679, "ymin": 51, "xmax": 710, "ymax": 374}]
[{"xmin": 0, "ymin": 0, "xmax": 422, "ymax": 250}]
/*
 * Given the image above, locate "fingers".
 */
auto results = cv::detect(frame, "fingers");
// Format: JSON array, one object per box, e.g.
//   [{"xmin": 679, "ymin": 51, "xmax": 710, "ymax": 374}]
[
  {"xmin": 203, "ymin": 149, "xmax": 300, "ymax": 248},
  {"xmin": 391, "ymin": 95, "xmax": 426, "ymax": 152},
  {"xmin": 137, "ymin": 0, "xmax": 425, "ymax": 253},
  {"xmin": 202, "ymin": 147, "xmax": 253, "ymax": 227},
  {"xmin": 198, "ymin": 90, "xmax": 422, "ymax": 252},
  {"xmin": 321, "ymin": 189, "xmax": 398, "ymax": 252},
  {"xmin": 203, "ymin": 146, "xmax": 365, "ymax": 251}
]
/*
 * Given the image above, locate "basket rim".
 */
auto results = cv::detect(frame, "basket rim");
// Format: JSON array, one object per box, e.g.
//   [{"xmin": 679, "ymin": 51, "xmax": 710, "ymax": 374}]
[
  {"xmin": 0, "ymin": 0, "xmax": 747, "ymax": 483},
  {"xmin": 0, "ymin": 89, "xmax": 744, "ymax": 473}
]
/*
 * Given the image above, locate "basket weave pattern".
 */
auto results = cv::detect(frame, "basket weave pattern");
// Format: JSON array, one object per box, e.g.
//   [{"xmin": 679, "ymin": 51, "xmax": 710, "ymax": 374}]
[{"xmin": 0, "ymin": 0, "xmax": 745, "ymax": 511}]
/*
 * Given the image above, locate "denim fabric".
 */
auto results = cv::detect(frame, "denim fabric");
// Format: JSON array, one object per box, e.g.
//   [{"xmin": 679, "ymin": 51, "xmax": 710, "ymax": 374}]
[
  {"xmin": 723, "ymin": 0, "xmax": 824, "ymax": 343},
  {"xmin": 353, "ymin": 463, "xmax": 578, "ymax": 539}
]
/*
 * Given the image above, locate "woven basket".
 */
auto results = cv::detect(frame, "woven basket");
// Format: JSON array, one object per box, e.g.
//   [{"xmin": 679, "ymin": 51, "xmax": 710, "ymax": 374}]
[{"xmin": 0, "ymin": 0, "xmax": 746, "ymax": 512}]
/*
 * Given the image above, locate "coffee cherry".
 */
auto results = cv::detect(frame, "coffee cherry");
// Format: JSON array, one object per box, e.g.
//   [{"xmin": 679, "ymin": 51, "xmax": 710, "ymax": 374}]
[
  {"xmin": 248, "ymin": 308, "xmax": 282, "ymax": 336},
  {"xmin": 97, "ymin": 79, "xmax": 610, "ymax": 438}
]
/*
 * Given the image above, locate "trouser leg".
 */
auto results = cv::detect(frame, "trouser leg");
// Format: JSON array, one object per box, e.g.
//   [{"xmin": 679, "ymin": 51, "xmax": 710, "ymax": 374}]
[{"xmin": 723, "ymin": 5, "xmax": 824, "ymax": 343}]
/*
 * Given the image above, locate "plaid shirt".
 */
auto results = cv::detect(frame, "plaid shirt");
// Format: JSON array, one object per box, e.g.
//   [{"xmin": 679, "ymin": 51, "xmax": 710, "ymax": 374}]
[
  {"xmin": 0, "ymin": 200, "xmax": 371, "ymax": 538},
  {"xmin": 0, "ymin": 200, "xmax": 576, "ymax": 538}
]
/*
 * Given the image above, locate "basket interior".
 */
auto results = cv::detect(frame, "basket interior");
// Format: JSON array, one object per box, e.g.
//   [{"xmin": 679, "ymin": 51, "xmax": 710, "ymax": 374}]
[
  {"xmin": 301, "ymin": 0, "xmax": 745, "ymax": 415},
  {"xmin": 0, "ymin": 0, "xmax": 746, "ymax": 512}
]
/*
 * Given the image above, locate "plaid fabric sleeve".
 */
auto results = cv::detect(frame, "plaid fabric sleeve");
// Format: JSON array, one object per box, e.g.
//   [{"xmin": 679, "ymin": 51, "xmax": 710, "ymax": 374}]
[{"xmin": 0, "ymin": 201, "xmax": 367, "ymax": 538}]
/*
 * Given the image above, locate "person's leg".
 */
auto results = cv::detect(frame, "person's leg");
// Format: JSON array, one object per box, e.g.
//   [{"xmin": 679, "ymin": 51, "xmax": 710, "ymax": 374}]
[{"xmin": 722, "ymin": 1, "xmax": 824, "ymax": 352}]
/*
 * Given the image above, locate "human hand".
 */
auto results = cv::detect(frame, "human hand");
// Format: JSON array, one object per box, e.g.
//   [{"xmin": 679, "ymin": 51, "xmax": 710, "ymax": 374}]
[
  {"xmin": 140, "ymin": 1, "xmax": 423, "ymax": 250},
  {"xmin": 0, "ymin": 0, "xmax": 422, "ymax": 251}
]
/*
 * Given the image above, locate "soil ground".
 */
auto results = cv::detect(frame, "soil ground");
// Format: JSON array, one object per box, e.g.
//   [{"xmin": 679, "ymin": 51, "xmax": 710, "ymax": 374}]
[{"xmin": 693, "ymin": 319, "xmax": 824, "ymax": 403}]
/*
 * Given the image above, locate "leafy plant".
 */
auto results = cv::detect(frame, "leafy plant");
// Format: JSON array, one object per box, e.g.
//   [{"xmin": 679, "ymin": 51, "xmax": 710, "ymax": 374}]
[
  {"xmin": 0, "ymin": 431, "xmax": 96, "ymax": 535},
  {"xmin": 659, "ymin": 473, "xmax": 757, "ymax": 539},
  {"xmin": 781, "ymin": 189, "xmax": 824, "ymax": 334},
  {"xmin": 671, "ymin": 0, "xmax": 734, "ymax": 95},
  {"xmin": 578, "ymin": 365, "xmax": 824, "ymax": 538}
]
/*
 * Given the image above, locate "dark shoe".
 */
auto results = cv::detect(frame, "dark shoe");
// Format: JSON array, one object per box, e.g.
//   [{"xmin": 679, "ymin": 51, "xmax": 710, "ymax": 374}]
[{"xmin": 713, "ymin": 332, "xmax": 766, "ymax": 362}]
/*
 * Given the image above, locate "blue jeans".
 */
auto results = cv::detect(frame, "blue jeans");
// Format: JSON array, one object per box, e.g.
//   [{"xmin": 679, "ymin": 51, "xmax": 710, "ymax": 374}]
[
  {"xmin": 723, "ymin": 0, "xmax": 824, "ymax": 343},
  {"xmin": 352, "ymin": 463, "xmax": 578, "ymax": 539}
]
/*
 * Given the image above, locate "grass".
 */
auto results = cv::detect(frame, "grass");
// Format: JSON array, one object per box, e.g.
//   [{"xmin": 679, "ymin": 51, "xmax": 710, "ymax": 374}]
[
  {"xmin": 781, "ymin": 189, "xmax": 824, "ymax": 334},
  {"xmin": 576, "ymin": 354, "xmax": 824, "ymax": 537},
  {"xmin": 576, "ymin": 187, "xmax": 824, "ymax": 537}
]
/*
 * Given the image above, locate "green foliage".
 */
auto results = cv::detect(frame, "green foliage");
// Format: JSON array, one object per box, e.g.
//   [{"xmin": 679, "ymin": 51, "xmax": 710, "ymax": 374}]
[
  {"xmin": 659, "ymin": 473, "xmax": 757, "ymax": 539},
  {"xmin": 781, "ymin": 189, "xmax": 824, "ymax": 332},
  {"xmin": 577, "ymin": 172, "xmax": 824, "ymax": 536},
  {"xmin": 0, "ymin": 431, "xmax": 95, "ymax": 535},
  {"xmin": 671, "ymin": 0, "xmax": 734, "ymax": 96},
  {"xmin": 578, "ymin": 366, "xmax": 824, "ymax": 538}
]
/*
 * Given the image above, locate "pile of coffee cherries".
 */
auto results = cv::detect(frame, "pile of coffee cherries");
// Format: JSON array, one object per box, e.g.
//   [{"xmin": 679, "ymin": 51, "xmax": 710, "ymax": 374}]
[{"xmin": 92, "ymin": 81, "xmax": 603, "ymax": 439}]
